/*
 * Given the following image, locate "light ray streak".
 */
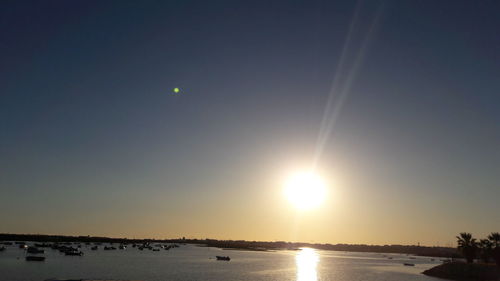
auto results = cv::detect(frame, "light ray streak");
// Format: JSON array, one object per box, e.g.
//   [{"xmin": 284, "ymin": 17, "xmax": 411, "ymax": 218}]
[{"xmin": 312, "ymin": 1, "xmax": 384, "ymax": 169}]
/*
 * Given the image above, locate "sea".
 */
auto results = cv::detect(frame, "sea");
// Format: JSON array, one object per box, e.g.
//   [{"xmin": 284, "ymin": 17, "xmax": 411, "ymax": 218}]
[{"xmin": 0, "ymin": 243, "xmax": 443, "ymax": 281}]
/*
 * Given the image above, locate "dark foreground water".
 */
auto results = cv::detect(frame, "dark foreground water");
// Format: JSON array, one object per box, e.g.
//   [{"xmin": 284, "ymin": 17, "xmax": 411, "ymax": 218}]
[{"xmin": 0, "ymin": 243, "xmax": 443, "ymax": 281}]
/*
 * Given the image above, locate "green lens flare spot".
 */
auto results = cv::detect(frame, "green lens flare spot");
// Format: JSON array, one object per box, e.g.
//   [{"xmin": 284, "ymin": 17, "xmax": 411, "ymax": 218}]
[{"xmin": 173, "ymin": 87, "xmax": 180, "ymax": 93}]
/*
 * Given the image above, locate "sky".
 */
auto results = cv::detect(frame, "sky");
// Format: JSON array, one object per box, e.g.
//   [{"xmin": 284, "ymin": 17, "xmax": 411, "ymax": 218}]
[{"xmin": 1, "ymin": 0, "xmax": 499, "ymax": 246}]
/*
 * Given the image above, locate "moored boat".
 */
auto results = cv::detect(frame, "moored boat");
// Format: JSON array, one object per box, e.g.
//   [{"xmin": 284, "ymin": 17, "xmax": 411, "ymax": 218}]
[
  {"xmin": 65, "ymin": 250, "xmax": 83, "ymax": 256},
  {"xmin": 27, "ymin": 246, "xmax": 44, "ymax": 254},
  {"xmin": 216, "ymin": 256, "xmax": 230, "ymax": 261},
  {"xmin": 26, "ymin": 256, "xmax": 45, "ymax": 261}
]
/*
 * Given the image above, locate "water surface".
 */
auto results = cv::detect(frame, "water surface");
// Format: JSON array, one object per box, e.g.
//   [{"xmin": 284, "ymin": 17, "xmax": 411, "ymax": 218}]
[{"xmin": 0, "ymin": 243, "xmax": 443, "ymax": 281}]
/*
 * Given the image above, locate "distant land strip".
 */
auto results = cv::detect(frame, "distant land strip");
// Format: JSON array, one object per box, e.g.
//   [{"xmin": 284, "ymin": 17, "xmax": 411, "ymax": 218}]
[{"xmin": 0, "ymin": 233, "xmax": 459, "ymax": 258}]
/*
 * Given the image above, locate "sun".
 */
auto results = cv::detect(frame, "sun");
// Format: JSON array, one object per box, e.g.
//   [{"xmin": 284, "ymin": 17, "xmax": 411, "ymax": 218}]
[{"xmin": 284, "ymin": 172, "xmax": 327, "ymax": 210}]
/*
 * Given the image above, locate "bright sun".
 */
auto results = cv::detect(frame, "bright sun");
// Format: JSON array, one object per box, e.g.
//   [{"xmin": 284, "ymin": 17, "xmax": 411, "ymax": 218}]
[{"xmin": 284, "ymin": 172, "xmax": 327, "ymax": 210}]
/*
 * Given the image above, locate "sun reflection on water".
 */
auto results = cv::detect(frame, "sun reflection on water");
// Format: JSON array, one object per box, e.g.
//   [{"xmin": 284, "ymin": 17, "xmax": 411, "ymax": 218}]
[{"xmin": 295, "ymin": 248, "xmax": 319, "ymax": 281}]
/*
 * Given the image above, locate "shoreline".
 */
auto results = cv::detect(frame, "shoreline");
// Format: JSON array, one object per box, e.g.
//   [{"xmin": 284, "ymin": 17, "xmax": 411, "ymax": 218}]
[
  {"xmin": 423, "ymin": 262, "xmax": 500, "ymax": 281},
  {"xmin": 0, "ymin": 233, "xmax": 458, "ymax": 257}
]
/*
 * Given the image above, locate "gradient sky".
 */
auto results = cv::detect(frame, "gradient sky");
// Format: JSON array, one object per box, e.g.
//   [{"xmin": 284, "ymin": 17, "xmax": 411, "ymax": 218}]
[{"xmin": 1, "ymin": 0, "xmax": 499, "ymax": 246}]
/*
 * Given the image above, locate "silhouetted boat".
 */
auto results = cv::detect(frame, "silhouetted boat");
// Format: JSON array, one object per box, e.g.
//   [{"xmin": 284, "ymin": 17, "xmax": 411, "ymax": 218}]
[
  {"xmin": 26, "ymin": 256, "xmax": 45, "ymax": 261},
  {"xmin": 404, "ymin": 263, "xmax": 415, "ymax": 266},
  {"xmin": 55, "ymin": 245, "xmax": 79, "ymax": 254},
  {"xmin": 91, "ymin": 246, "xmax": 98, "ymax": 250},
  {"xmin": 65, "ymin": 250, "xmax": 83, "ymax": 256},
  {"xmin": 27, "ymin": 247, "xmax": 44, "ymax": 254},
  {"xmin": 43, "ymin": 279, "xmax": 87, "ymax": 281},
  {"xmin": 216, "ymin": 256, "xmax": 230, "ymax": 261}
]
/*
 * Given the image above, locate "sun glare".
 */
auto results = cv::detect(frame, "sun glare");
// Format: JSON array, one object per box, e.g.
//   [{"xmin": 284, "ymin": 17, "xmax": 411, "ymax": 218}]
[
  {"xmin": 296, "ymin": 248, "xmax": 319, "ymax": 281},
  {"xmin": 284, "ymin": 172, "xmax": 327, "ymax": 210}
]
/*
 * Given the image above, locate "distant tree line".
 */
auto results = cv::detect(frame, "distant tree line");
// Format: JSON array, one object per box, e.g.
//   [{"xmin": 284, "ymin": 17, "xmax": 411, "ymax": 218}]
[
  {"xmin": 456, "ymin": 232, "xmax": 500, "ymax": 266},
  {"xmin": 0, "ymin": 233, "xmax": 458, "ymax": 257},
  {"xmin": 199, "ymin": 239, "xmax": 458, "ymax": 257},
  {"xmin": 0, "ymin": 233, "xmax": 183, "ymax": 244}
]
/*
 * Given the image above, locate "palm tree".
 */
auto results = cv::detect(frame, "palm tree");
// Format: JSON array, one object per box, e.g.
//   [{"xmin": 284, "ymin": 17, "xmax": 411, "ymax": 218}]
[
  {"xmin": 456, "ymin": 232, "xmax": 477, "ymax": 263},
  {"xmin": 488, "ymin": 232, "xmax": 500, "ymax": 267},
  {"xmin": 479, "ymin": 239, "xmax": 492, "ymax": 263}
]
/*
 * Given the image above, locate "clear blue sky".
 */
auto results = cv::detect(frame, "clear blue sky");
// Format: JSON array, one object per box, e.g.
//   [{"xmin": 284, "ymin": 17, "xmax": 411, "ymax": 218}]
[{"xmin": 1, "ymin": 0, "xmax": 499, "ymax": 244}]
